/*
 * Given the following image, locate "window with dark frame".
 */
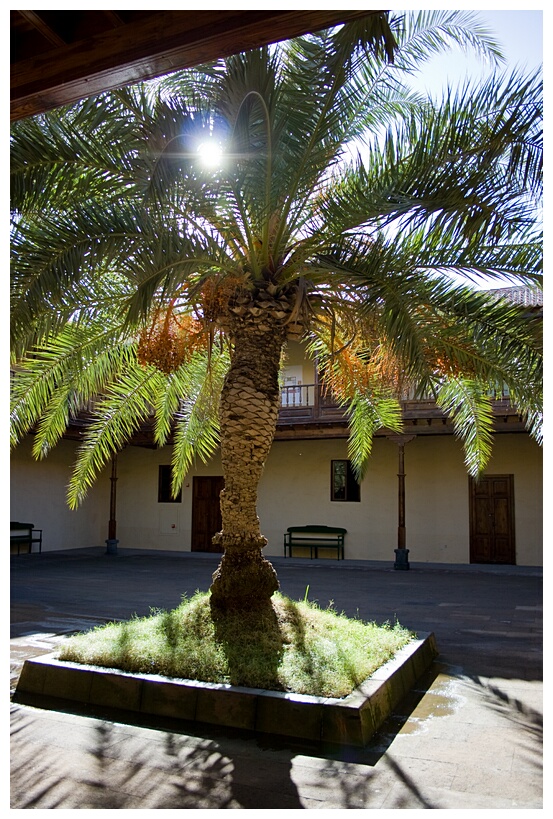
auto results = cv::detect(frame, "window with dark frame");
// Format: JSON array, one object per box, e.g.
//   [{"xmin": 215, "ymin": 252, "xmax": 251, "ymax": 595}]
[
  {"xmin": 158, "ymin": 465, "xmax": 182, "ymax": 503},
  {"xmin": 331, "ymin": 459, "xmax": 360, "ymax": 502}
]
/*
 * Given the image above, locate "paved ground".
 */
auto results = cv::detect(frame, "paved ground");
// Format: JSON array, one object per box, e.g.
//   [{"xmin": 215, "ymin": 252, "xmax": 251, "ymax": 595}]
[{"xmin": 10, "ymin": 549, "xmax": 543, "ymax": 809}]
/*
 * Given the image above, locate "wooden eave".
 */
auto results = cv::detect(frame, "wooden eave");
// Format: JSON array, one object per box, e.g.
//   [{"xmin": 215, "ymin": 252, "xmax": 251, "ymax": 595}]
[
  {"xmin": 11, "ymin": 9, "xmax": 384, "ymax": 121},
  {"xmin": 59, "ymin": 400, "xmax": 532, "ymax": 449}
]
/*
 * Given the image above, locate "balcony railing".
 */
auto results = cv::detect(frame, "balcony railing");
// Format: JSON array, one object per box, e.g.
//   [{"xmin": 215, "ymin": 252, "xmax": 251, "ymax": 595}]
[
  {"xmin": 12, "ymin": 372, "xmax": 518, "ymax": 436},
  {"xmin": 277, "ymin": 382, "xmax": 514, "ymax": 426},
  {"xmin": 278, "ymin": 383, "xmax": 346, "ymax": 425}
]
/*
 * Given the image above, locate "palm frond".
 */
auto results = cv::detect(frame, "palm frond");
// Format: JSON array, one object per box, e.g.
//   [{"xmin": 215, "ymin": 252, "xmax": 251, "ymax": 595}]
[
  {"xmin": 10, "ymin": 323, "xmax": 134, "ymax": 450},
  {"xmin": 389, "ymin": 10, "xmax": 504, "ymax": 73},
  {"xmin": 508, "ymin": 389, "xmax": 543, "ymax": 445},
  {"xmin": 347, "ymin": 395, "xmax": 404, "ymax": 481},
  {"xmin": 67, "ymin": 363, "xmax": 163, "ymax": 509},
  {"xmin": 316, "ymin": 67, "xmax": 541, "ymax": 247},
  {"xmin": 11, "ymin": 94, "xmax": 139, "ymax": 216},
  {"xmin": 436, "ymin": 378, "xmax": 495, "ymax": 477},
  {"xmin": 11, "ymin": 202, "xmax": 142, "ymax": 346},
  {"xmin": 152, "ymin": 346, "xmax": 228, "ymax": 450},
  {"xmin": 171, "ymin": 352, "xmax": 228, "ymax": 495}
]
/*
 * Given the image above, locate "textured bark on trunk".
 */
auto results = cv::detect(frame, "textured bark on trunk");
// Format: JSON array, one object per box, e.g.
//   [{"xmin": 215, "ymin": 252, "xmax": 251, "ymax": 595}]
[{"xmin": 210, "ymin": 321, "xmax": 287, "ymax": 610}]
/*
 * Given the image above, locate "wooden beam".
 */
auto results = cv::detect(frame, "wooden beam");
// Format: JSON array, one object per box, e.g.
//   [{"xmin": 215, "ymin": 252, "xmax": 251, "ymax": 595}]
[{"xmin": 11, "ymin": 10, "xmax": 380, "ymax": 121}]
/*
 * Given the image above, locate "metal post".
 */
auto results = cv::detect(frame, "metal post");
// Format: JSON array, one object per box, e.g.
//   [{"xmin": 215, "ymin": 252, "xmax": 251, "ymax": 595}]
[
  {"xmin": 313, "ymin": 354, "xmax": 320, "ymax": 418},
  {"xmin": 105, "ymin": 454, "xmax": 119, "ymax": 554},
  {"xmin": 387, "ymin": 435, "xmax": 416, "ymax": 570},
  {"xmin": 397, "ymin": 440, "xmax": 406, "ymax": 550}
]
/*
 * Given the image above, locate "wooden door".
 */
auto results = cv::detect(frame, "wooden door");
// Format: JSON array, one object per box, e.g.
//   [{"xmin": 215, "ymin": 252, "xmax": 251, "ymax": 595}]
[
  {"xmin": 469, "ymin": 475, "xmax": 516, "ymax": 564},
  {"xmin": 191, "ymin": 476, "xmax": 224, "ymax": 552}
]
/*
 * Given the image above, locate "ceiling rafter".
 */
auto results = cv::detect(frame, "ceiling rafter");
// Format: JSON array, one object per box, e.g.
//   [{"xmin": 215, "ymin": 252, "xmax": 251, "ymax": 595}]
[{"xmin": 17, "ymin": 11, "xmax": 67, "ymax": 48}]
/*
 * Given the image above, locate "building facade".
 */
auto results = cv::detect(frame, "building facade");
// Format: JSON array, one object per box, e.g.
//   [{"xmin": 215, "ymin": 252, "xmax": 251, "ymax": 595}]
[{"xmin": 11, "ymin": 335, "xmax": 543, "ymax": 566}]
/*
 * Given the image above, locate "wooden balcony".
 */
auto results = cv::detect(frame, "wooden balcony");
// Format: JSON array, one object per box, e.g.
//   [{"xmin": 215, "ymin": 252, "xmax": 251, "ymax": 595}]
[
  {"xmin": 278, "ymin": 384, "xmax": 346, "ymax": 424},
  {"xmin": 275, "ymin": 383, "xmax": 528, "ymax": 439},
  {"xmin": 13, "ymin": 375, "xmax": 530, "ymax": 447}
]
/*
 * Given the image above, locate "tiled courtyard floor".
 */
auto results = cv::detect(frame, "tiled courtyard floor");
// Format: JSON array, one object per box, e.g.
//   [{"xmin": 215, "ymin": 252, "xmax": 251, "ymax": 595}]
[{"xmin": 10, "ymin": 550, "xmax": 543, "ymax": 809}]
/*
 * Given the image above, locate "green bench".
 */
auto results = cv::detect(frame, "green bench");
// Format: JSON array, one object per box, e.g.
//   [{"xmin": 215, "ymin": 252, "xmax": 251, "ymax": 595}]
[
  {"xmin": 283, "ymin": 525, "xmax": 347, "ymax": 560},
  {"xmin": 10, "ymin": 522, "xmax": 42, "ymax": 555}
]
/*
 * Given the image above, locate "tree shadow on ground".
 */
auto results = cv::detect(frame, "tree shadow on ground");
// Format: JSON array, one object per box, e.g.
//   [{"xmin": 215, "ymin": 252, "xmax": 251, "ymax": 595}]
[
  {"xmin": 466, "ymin": 671, "xmax": 543, "ymax": 774},
  {"xmin": 11, "ymin": 653, "xmax": 542, "ymax": 809},
  {"xmin": 10, "ymin": 703, "xmax": 304, "ymax": 808}
]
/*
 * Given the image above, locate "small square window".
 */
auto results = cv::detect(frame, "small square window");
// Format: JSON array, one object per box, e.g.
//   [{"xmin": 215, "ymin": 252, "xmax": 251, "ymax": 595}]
[
  {"xmin": 331, "ymin": 460, "xmax": 360, "ymax": 502},
  {"xmin": 158, "ymin": 465, "xmax": 182, "ymax": 503}
]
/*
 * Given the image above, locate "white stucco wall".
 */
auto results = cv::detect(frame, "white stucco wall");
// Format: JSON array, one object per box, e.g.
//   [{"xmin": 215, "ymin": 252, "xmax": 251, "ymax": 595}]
[
  {"xmin": 259, "ymin": 437, "xmax": 394, "ymax": 559},
  {"xmin": 115, "ymin": 446, "xmax": 225, "ymax": 552},
  {"xmin": 11, "ymin": 430, "xmax": 542, "ymax": 565},
  {"xmin": 10, "ymin": 436, "xmax": 108, "ymax": 551},
  {"xmin": 259, "ymin": 433, "xmax": 542, "ymax": 565}
]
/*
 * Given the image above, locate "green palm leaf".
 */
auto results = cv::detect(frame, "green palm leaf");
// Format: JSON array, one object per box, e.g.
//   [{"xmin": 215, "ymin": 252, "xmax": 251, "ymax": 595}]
[
  {"xmin": 347, "ymin": 395, "xmax": 404, "ymax": 480},
  {"xmin": 67, "ymin": 363, "xmax": 163, "ymax": 509},
  {"xmin": 171, "ymin": 371, "xmax": 224, "ymax": 498},
  {"xmin": 436, "ymin": 378, "xmax": 495, "ymax": 477}
]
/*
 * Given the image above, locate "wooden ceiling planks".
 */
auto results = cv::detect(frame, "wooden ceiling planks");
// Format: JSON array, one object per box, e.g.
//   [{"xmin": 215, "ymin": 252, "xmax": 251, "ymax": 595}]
[{"xmin": 11, "ymin": 10, "xmax": 382, "ymax": 121}]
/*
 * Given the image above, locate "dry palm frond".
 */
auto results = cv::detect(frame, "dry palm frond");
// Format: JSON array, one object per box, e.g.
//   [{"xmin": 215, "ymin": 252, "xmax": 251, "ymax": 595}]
[
  {"xmin": 200, "ymin": 275, "xmax": 247, "ymax": 325},
  {"xmin": 137, "ymin": 309, "xmax": 207, "ymax": 374}
]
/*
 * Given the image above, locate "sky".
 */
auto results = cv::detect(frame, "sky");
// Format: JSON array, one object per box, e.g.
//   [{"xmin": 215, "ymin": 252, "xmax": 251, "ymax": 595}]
[
  {"xmin": 404, "ymin": 9, "xmax": 543, "ymax": 94},
  {"xmin": 381, "ymin": 7, "xmax": 544, "ymax": 292}
]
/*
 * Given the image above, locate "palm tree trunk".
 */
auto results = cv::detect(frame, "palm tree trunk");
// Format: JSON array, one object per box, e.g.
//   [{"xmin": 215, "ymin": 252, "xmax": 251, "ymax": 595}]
[{"xmin": 210, "ymin": 321, "xmax": 286, "ymax": 610}]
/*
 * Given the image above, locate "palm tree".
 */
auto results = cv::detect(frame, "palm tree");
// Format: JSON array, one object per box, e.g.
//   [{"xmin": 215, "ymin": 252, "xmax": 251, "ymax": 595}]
[{"xmin": 11, "ymin": 11, "xmax": 542, "ymax": 610}]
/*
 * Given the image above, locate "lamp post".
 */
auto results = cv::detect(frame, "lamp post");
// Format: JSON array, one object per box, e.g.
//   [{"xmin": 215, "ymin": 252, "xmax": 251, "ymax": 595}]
[{"xmin": 387, "ymin": 434, "xmax": 416, "ymax": 569}]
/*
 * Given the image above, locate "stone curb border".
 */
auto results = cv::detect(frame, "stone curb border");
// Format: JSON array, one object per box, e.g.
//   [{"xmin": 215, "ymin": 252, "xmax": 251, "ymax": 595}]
[{"xmin": 14, "ymin": 632, "xmax": 437, "ymax": 746}]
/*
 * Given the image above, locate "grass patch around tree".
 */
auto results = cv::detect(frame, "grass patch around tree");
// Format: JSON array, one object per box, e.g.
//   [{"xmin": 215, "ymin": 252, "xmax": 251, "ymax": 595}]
[{"xmin": 58, "ymin": 592, "xmax": 413, "ymax": 698}]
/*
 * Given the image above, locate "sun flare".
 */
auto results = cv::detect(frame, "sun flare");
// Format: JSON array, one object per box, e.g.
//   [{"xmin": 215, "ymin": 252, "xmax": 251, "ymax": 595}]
[{"xmin": 197, "ymin": 140, "xmax": 223, "ymax": 168}]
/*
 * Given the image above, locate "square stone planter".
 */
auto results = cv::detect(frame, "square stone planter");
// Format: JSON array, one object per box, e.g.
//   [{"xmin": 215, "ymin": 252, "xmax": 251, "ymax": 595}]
[{"xmin": 14, "ymin": 632, "xmax": 437, "ymax": 747}]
